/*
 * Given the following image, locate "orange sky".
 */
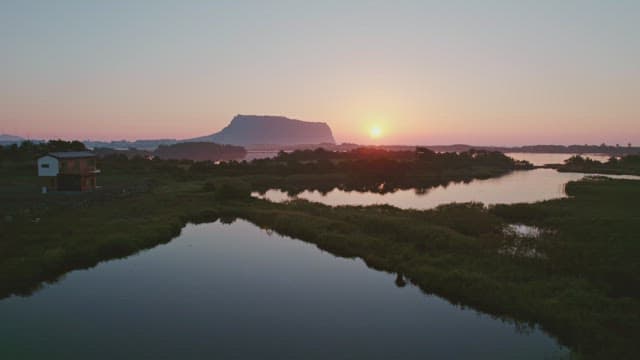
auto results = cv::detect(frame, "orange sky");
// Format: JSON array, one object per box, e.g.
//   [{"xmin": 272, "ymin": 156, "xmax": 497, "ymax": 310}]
[{"xmin": 1, "ymin": 1, "xmax": 638, "ymax": 146}]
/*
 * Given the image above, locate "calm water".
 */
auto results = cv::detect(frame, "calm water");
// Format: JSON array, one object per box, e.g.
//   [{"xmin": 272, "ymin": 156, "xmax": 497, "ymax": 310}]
[
  {"xmin": 239, "ymin": 151, "xmax": 612, "ymax": 165},
  {"xmin": 253, "ymin": 153, "xmax": 638, "ymax": 209},
  {"xmin": 504, "ymin": 153, "xmax": 610, "ymax": 166},
  {"xmin": 255, "ymin": 169, "xmax": 640, "ymax": 210},
  {"xmin": 255, "ymin": 149, "xmax": 640, "ymax": 210},
  {"xmin": 0, "ymin": 220, "xmax": 566, "ymax": 359}
]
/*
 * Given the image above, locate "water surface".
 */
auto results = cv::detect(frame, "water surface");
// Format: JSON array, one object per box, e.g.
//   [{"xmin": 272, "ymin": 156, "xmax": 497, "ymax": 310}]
[
  {"xmin": 0, "ymin": 220, "xmax": 566, "ymax": 359},
  {"xmin": 255, "ymin": 169, "xmax": 640, "ymax": 210},
  {"xmin": 239, "ymin": 151, "xmax": 612, "ymax": 165},
  {"xmin": 504, "ymin": 153, "xmax": 610, "ymax": 166}
]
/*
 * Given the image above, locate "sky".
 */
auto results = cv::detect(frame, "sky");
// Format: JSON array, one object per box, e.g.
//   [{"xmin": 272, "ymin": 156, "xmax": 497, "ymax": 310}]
[{"xmin": 1, "ymin": 0, "xmax": 639, "ymax": 146}]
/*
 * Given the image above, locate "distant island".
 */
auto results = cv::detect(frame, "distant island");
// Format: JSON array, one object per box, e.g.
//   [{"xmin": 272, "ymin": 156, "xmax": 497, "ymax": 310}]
[
  {"xmin": 247, "ymin": 143, "xmax": 640, "ymax": 156},
  {"xmin": 0, "ymin": 134, "xmax": 24, "ymax": 142},
  {"xmin": 93, "ymin": 142, "xmax": 247, "ymax": 161},
  {"xmin": 3, "ymin": 119, "xmax": 638, "ymax": 156},
  {"xmin": 86, "ymin": 139, "xmax": 178, "ymax": 150},
  {"xmin": 53, "ymin": 114, "xmax": 335, "ymax": 149},
  {"xmin": 154, "ymin": 142, "xmax": 246, "ymax": 161},
  {"xmin": 187, "ymin": 114, "xmax": 336, "ymax": 146},
  {"xmin": 0, "ymin": 134, "xmax": 25, "ymax": 146}
]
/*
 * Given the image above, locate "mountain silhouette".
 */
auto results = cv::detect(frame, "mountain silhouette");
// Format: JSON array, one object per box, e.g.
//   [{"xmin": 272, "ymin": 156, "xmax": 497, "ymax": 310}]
[
  {"xmin": 188, "ymin": 115, "xmax": 335, "ymax": 145},
  {"xmin": 0, "ymin": 134, "xmax": 24, "ymax": 142}
]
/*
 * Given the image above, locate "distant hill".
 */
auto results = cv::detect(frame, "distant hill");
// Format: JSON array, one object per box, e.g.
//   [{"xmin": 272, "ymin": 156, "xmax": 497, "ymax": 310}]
[
  {"xmin": 0, "ymin": 134, "xmax": 24, "ymax": 143},
  {"xmin": 153, "ymin": 142, "xmax": 246, "ymax": 161},
  {"xmin": 188, "ymin": 115, "xmax": 335, "ymax": 146},
  {"xmin": 429, "ymin": 144, "xmax": 640, "ymax": 156},
  {"xmin": 93, "ymin": 147, "xmax": 153, "ymax": 159},
  {"xmin": 244, "ymin": 143, "xmax": 640, "ymax": 156},
  {"xmin": 84, "ymin": 139, "xmax": 177, "ymax": 150}
]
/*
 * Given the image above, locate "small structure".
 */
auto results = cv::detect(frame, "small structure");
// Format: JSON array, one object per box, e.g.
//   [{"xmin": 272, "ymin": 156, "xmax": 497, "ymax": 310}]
[{"xmin": 37, "ymin": 151, "xmax": 100, "ymax": 192}]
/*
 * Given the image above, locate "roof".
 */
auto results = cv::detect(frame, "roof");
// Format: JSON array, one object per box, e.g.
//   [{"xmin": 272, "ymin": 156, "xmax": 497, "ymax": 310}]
[{"xmin": 45, "ymin": 151, "xmax": 96, "ymax": 159}]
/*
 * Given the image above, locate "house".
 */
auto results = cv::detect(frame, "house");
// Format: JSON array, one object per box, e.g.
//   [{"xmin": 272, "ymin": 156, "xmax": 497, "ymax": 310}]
[{"xmin": 37, "ymin": 151, "xmax": 100, "ymax": 192}]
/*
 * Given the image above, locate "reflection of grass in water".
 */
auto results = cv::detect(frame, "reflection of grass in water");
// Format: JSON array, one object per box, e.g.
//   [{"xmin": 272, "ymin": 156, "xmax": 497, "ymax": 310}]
[
  {"xmin": 500, "ymin": 224, "xmax": 547, "ymax": 259},
  {"xmin": 504, "ymin": 224, "xmax": 544, "ymax": 238},
  {"xmin": 1, "ymin": 162, "xmax": 639, "ymax": 358}
]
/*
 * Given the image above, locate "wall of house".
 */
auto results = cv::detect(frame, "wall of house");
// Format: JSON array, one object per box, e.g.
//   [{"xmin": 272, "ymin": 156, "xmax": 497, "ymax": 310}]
[
  {"xmin": 81, "ymin": 174, "xmax": 97, "ymax": 191},
  {"xmin": 59, "ymin": 158, "xmax": 96, "ymax": 175},
  {"xmin": 37, "ymin": 156, "xmax": 59, "ymax": 177},
  {"xmin": 37, "ymin": 155, "xmax": 98, "ymax": 192}
]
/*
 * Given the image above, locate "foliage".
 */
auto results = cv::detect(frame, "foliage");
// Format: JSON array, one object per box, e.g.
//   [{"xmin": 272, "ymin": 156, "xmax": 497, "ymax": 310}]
[
  {"xmin": 0, "ymin": 140, "xmax": 86, "ymax": 162},
  {"xmin": 558, "ymin": 154, "xmax": 640, "ymax": 175},
  {"xmin": 154, "ymin": 142, "xmax": 246, "ymax": 161},
  {"xmin": 213, "ymin": 180, "xmax": 251, "ymax": 201}
]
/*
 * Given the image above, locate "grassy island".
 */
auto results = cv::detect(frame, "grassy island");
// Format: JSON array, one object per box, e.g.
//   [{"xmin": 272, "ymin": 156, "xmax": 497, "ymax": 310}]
[{"xmin": 556, "ymin": 155, "xmax": 640, "ymax": 176}]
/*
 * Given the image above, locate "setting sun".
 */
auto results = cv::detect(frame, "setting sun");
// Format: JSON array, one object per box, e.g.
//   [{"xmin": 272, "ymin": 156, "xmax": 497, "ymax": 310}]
[{"xmin": 369, "ymin": 126, "xmax": 383, "ymax": 139}]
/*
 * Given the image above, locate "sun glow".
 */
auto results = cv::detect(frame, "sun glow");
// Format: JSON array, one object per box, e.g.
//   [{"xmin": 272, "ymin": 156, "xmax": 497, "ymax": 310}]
[{"xmin": 369, "ymin": 126, "xmax": 383, "ymax": 139}]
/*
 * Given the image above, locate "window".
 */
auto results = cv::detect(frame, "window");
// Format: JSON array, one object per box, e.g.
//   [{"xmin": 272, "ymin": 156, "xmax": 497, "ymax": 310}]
[{"xmin": 41, "ymin": 164, "xmax": 50, "ymax": 168}]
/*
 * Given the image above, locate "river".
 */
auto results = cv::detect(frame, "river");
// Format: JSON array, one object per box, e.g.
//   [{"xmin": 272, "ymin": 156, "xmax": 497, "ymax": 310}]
[
  {"xmin": 253, "ymin": 153, "xmax": 639, "ymax": 209},
  {"xmin": 0, "ymin": 220, "xmax": 566, "ymax": 359}
]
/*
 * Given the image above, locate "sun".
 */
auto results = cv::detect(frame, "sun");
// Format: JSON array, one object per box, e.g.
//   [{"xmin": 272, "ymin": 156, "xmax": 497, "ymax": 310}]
[{"xmin": 369, "ymin": 126, "xmax": 383, "ymax": 139}]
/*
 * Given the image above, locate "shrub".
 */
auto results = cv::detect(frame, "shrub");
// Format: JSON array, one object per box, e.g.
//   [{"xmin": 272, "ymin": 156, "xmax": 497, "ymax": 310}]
[
  {"xmin": 202, "ymin": 181, "xmax": 217, "ymax": 192},
  {"xmin": 214, "ymin": 180, "xmax": 251, "ymax": 201}
]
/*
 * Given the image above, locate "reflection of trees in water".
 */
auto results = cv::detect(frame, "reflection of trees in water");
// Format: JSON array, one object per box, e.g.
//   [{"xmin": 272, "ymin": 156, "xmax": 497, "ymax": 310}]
[
  {"xmin": 266, "ymin": 175, "xmax": 482, "ymax": 197},
  {"xmin": 220, "ymin": 148, "xmax": 531, "ymax": 198},
  {"xmin": 219, "ymin": 216, "xmax": 237, "ymax": 225}
]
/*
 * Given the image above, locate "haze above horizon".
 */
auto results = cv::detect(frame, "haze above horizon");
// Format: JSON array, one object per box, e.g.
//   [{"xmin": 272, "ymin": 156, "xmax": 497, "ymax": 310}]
[{"xmin": 1, "ymin": 1, "xmax": 638, "ymax": 146}]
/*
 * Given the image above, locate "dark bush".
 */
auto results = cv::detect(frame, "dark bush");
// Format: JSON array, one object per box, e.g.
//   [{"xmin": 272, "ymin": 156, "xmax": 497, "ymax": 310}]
[
  {"xmin": 202, "ymin": 181, "xmax": 217, "ymax": 192},
  {"xmin": 214, "ymin": 180, "xmax": 251, "ymax": 201}
]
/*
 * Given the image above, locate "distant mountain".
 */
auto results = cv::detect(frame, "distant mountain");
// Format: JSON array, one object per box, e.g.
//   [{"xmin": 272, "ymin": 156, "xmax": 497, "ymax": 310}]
[
  {"xmin": 188, "ymin": 115, "xmax": 335, "ymax": 146},
  {"xmin": 84, "ymin": 139, "xmax": 177, "ymax": 150},
  {"xmin": 244, "ymin": 143, "xmax": 640, "ymax": 156},
  {"xmin": 0, "ymin": 134, "xmax": 24, "ymax": 143}
]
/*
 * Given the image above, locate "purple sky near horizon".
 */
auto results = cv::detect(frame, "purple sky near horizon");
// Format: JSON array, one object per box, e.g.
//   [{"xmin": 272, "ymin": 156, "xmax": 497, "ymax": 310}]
[{"xmin": 1, "ymin": 1, "xmax": 639, "ymax": 146}]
